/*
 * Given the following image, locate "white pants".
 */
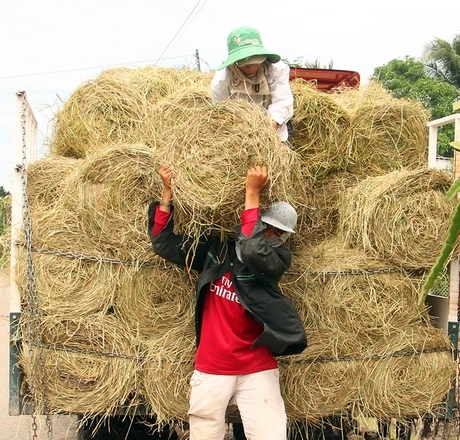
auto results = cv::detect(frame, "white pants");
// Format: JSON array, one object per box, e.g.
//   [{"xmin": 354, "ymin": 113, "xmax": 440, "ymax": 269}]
[{"xmin": 188, "ymin": 369, "xmax": 287, "ymax": 440}]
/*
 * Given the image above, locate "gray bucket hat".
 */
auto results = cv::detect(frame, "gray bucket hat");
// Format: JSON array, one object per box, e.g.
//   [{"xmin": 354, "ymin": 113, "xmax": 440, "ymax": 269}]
[{"xmin": 261, "ymin": 202, "xmax": 297, "ymax": 234}]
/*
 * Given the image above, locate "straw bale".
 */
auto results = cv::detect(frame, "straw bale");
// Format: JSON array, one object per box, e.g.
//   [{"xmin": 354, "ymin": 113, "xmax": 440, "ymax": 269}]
[
  {"xmin": 49, "ymin": 67, "xmax": 212, "ymax": 158},
  {"xmin": 277, "ymin": 239, "xmax": 454, "ymax": 422},
  {"xmin": 27, "ymin": 206, "xmax": 103, "ymax": 257},
  {"xmin": 299, "ymin": 172, "xmax": 362, "ymax": 244},
  {"xmin": 331, "ymin": 80, "xmax": 397, "ymax": 115},
  {"xmin": 280, "ymin": 358, "xmax": 363, "ymax": 423},
  {"xmin": 341, "ymin": 83, "xmax": 429, "ymax": 175},
  {"xmin": 19, "ymin": 315, "xmax": 140, "ymax": 417},
  {"xmin": 356, "ymin": 325, "xmax": 455, "ymax": 420},
  {"xmin": 115, "ymin": 265, "xmax": 196, "ymax": 340},
  {"xmin": 119, "ymin": 264, "xmax": 197, "ymax": 424},
  {"xmin": 155, "ymin": 96, "xmax": 309, "ymax": 239},
  {"xmin": 283, "ymin": 243, "xmax": 429, "ymax": 359},
  {"xmin": 63, "ymin": 144, "xmax": 161, "ymax": 262},
  {"xmin": 153, "ymin": 84, "xmax": 213, "ymax": 138},
  {"xmin": 96, "ymin": 66, "xmax": 212, "ymax": 101},
  {"xmin": 289, "ymin": 79, "xmax": 352, "ymax": 180},
  {"xmin": 280, "ymin": 328, "xmax": 453, "ymax": 424},
  {"xmin": 338, "ymin": 167, "xmax": 457, "ymax": 268},
  {"xmin": 15, "ymin": 248, "xmax": 118, "ymax": 317},
  {"xmin": 139, "ymin": 334, "xmax": 195, "ymax": 425},
  {"xmin": 28, "ymin": 150, "xmax": 159, "ymax": 262},
  {"xmin": 25, "ymin": 144, "xmax": 159, "ymax": 262},
  {"xmin": 26, "ymin": 156, "xmax": 83, "ymax": 209}
]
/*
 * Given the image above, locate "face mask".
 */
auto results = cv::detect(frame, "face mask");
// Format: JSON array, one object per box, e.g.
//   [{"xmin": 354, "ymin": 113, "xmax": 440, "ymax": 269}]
[{"xmin": 265, "ymin": 237, "xmax": 284, "ymax": 247}]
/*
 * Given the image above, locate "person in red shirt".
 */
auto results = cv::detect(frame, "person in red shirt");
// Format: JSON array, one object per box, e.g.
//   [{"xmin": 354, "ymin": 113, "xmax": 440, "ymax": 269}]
[{"xmin": 148, "ymin": 164, "xmax": 307, "ymax": 440}]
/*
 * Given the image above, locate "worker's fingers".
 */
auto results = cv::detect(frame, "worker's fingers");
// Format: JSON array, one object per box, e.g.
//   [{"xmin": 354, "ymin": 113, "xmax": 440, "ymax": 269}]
[{"xmin": 246, "ymin": 165, "xmax": 269, "ymax": 190}]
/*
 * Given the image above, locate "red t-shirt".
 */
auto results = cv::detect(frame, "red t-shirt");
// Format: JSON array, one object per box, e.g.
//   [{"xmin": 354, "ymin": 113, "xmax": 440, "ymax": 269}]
[
  {"xmin": 153, "ymin": 205, "xmax": 278, "ymax": 374},
  {"xmin": 195, "ymin": 269, "xmax": 277, "ymax": 374}
]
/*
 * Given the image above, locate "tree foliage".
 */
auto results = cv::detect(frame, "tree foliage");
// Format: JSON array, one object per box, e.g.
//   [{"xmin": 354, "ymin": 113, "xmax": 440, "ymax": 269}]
[
  {"xmin": 0, "ymin": 192, "xmax": 11, "ymax": 268},
  {"xmin": 423, "ymin": 34, "xmax": 460, "ymax": 89},
  {"xmin": 372, "ymin": 57, "xmax": 459, "ymax": 156},
  {"xmin": 0, "ymin": 186, "xmax": 10, "ymax": 199},
  {"xmin": 287, "ymin": 57, "xmax": 334, "ymax": 69},
  {"xmin": 0, "ymin": 188, "xmax": 11, "ymax": 236}
]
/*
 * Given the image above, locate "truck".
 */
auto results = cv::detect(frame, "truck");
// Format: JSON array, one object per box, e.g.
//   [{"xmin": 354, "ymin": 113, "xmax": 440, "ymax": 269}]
[{"xmin": 8, "ymin": 67, "xmax": 460, "ymax": 440}]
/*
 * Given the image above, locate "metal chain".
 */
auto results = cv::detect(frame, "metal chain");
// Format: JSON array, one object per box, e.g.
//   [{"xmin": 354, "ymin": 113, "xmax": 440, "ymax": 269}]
[
  {"xmin": 278, "ymin": 346, "xmax": 452, "ymax": 364},
  {"xmin": 30, "ymin": 246, "xmax": 173, "ymax": 269},
  {"xmin": 24, "ymin": 338, "xmax": 451, "ymax": 365},
  {"xmin": 30, "ymin": 246, "xmax": 416, "ymax": 275},
  {"xmin": 294, "ymin": 267, "xmax": 411, "ymax": 277},
  {"xmin": 17, "ymin": 92, "xmax": 53, "ymax": 439}
]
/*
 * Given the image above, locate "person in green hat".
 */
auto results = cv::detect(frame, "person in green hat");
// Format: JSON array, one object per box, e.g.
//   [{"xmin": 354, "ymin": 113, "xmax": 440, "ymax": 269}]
[{"xmin": 211, "ymin": 26, "xmax": 294, "ymax": 142}]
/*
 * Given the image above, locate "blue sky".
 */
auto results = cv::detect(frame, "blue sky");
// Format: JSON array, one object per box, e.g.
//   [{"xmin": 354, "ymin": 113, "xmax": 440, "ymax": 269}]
[{"xmin": 1, "ymin": 0, "xmax": 459, "ymax": 192}]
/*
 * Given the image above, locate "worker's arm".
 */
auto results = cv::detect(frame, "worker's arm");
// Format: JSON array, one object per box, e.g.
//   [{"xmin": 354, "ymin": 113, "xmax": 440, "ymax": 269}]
[
  {"xmin": 267, "ymin": 61, "xmax": 294, "ymax": 126},
  {"xmin": 241, "ymin": 166, "xmax": 268, "ymax": 236}
]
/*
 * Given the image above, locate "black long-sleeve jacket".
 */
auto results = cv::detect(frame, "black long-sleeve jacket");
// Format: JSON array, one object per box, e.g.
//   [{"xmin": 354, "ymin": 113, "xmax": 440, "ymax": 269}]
[{"xmin": 148, "ymin": 202, "xmax": 307, "ymax": 356}]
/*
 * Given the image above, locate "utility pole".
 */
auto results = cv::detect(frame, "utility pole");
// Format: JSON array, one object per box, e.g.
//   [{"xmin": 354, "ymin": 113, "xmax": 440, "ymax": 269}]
[{"xmin": 195, "ymin": 49, "xmax": 201, "ymax": 72}]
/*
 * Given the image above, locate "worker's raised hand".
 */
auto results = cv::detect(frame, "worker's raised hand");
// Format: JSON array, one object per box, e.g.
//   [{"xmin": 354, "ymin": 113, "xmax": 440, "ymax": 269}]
[
  {"xmin": 244, "ymin": 165, "xmax": 268, "ymax": 209},
  {"xmin": 158, "ymin": 163, "xmax": 174, "ymax": 191},
  {"xmin": 246, "ymin": 165, "xmax": 268, "ymax": 192},
  {"xmin": 157, "ymin": 162, "xmax": 174, "ymax": 211}
]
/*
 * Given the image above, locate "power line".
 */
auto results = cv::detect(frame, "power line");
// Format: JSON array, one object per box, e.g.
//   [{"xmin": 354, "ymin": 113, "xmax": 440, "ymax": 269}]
[
  {"xmin": 1, "ymin": 1, "xmax": 208, "ymax": 81},
  {"xmin": 0, "ymin": 55, "xmax": 192, "ymax": 81},
  {"xmin": 153, "ymin": 0, "xmax": 207, "ymax": 66}
]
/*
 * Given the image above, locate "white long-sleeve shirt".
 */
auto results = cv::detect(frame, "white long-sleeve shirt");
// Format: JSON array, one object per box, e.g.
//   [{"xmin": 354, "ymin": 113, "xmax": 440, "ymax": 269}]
[{"xmin": 211, "ymin": 61, "xmax": 294, "ymax": 142}]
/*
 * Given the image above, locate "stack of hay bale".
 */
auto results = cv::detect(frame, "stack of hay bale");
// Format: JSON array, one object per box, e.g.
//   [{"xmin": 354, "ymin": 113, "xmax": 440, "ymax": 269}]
[{"xmin": 15, "ymin": 66, "xmax": 457, "ymax": 428}]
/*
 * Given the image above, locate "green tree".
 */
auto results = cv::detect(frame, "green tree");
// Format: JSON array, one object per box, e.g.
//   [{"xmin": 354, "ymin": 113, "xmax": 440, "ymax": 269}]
[
  {"xmin": 423, "ymin": 34, "xmax": 460, "ymax": 89},
  {"xmin": 288, "ymin": 57, "xmax": 334, "ymax": 69},
  {"xmin": 372, "ymin": 57, "xmax": 459, "ymax": 156},
  {"xmin": 0, "ymin": 186, "xmax": 10, "ymax": 199},
  {"xmin": 0, "ymin": 191, "xmax": 11, "ymax": 268}
]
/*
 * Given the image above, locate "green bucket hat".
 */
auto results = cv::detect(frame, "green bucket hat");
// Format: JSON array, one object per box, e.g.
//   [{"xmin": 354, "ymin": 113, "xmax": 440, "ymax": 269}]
[{"xmin": 217, "ymin": 26, "xmax": 281, "ymax": 70}]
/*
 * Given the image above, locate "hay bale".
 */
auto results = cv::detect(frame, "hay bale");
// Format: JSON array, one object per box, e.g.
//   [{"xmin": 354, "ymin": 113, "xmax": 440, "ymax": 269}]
[
  {"xmin": 357, "ymin": 325, "xmax": 455, "ymax": 420},
  {"xmin": 63, "ymin": 144, "xmax": 161, "ymax": 262},
  {"xmin": 277, "ymin": 239, "xmax": 455, "ymax": 422},
  {"xmin": 15, "ymin": 248, "xmax": 118, "ymax": 317},
  {"xmin": 331, "ymin": 80, "xmax": 394, "ymax": 114},
  {"xmin": 140, "ymin": 335, "xmax": 195, "ymax": 425},
  {"xmin": 155, "ymin": 96, "xmax": 309, "ymax": 239},
  {"xmin": 289, "ymin": 79, "xmax": 352, "ymax": 180},
  {"xmin": 28, "ymin": 207, "xmax": 103, "ymax": 257},
  {"xmin": 49, "ymin": 67, "xmax": 212, "ymax": 158},
  {"xmin": 338, "ymin": 168, "xmax": 456, "ymax": 268},
  {"xmin": 299, "ymin": 172, "xmax": 362, "ymax": 244},
  {"xmin": 282, "ymin": 327, "xmax": 453, "ymax": 423},
  {"xmin": 284, "ymin": 240, "xmax": 429, "ymax": 358},
  {"xmin": 118, "ymin": 264, "xmax": 197, "ymax": 424},
  {"xmin": 333, "ymin": 81, "xmax": 429, "ymax": 175},
  {"xmin": 26, "ymin": 144, "xmax": 160, "ymax": 263},
  {"xmin": 27, "ymin": 156, "xmax": 83, "ymax": 208},
  {"xmin": 19, "ymin": 315, "xmax": 140, "ymax": 417},
  {"xmin": 115, "ymin": 265, "xmax": 196, "ymax": 340},
  {"xmin": 281, "ymin": 359, "xmax": 363, "ymax": 424}
]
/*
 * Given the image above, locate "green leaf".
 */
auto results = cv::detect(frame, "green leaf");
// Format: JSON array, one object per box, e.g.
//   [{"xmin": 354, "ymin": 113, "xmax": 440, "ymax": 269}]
[
  {"xmin": 446, "ymin": 178, "xmax": 460, "ymax": 200},
  {"xmin": 419, "ymin": 200, "xmax": 460, "ymax": 305},
  {"xmin": 453, "ymin": 100, "xmax": 460, "ymax": 112},
  {"xmin": 451, "ymin": 141, "xmax": 460, "ymax": 151}
]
